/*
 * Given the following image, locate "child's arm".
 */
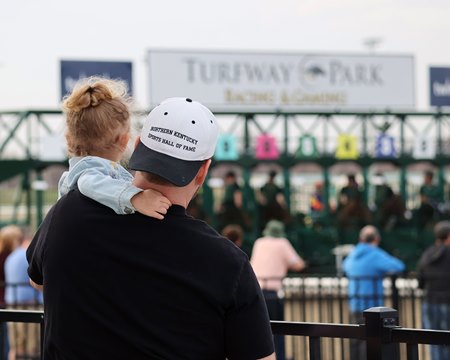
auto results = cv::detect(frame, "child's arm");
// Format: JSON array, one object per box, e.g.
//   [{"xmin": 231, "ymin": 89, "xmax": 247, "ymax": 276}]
[
  {"xmin": 65, "ymin": 157, "xmax": 171, "ymax": 218},
  {"xmin": 77, "ymin": 169, "xmax": 171, "ymax": 218}
]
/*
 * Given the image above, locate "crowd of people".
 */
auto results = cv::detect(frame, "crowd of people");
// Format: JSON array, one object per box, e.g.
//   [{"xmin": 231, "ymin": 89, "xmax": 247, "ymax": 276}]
[
  {"xmin": 0, "ymin": 76, "xmax": 448, "ymax": 359},
  {"xmin": 183, "ymin": 165, "xmax": 450, "ymax": 257}
]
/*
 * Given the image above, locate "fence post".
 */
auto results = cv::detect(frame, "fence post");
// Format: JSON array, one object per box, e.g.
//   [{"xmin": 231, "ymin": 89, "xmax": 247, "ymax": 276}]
[
  {"xmin": 363, "ymin": 307, "xmax": 400, "ymax": 360},
  {"xmin": 390, "ymin": 274, "xmax": 399, "ymax": 311}
]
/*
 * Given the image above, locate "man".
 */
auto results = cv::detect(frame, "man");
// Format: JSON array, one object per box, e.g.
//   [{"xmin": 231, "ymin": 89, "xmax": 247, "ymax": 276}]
[
  {"xmin": 417, "ymin": 170, "xmax": 441, "ymax": 229},
  {"xmin": 417, "ymin": 221, "xmax": 450, "ymax": 360},
  {"xmin": 343, "ymin": 225, "xmax": 405, "ymax": 360},
  {"xmin": 27, "ymin": 98, "xmax": 275, "ymax": 360},
  {"xmin": 258, "ymin": 170, "xmax": 289, "ymax": 228},
  {"xmin": 218, "ymin": 170, "xmax": 246, "ymax": 231},
  {"xmin": 221, "ymin": 224, "xmax": 244, "ymax": 249},
  {"xmin": 338, "ymin": 174, "xmax": 363, "ymax": 210}
]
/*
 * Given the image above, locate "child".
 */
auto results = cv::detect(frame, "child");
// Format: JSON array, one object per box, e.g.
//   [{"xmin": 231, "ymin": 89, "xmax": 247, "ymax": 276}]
[{"xmin": 58, "ymin": 77, "xmax": 171, "ymax": 219}]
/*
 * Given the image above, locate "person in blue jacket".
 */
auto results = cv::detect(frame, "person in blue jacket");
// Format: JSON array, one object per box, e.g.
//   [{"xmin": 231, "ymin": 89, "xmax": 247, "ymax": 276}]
[{"xmin": 343, "ymin": 225, "xmax": 405, "ymax": 360}]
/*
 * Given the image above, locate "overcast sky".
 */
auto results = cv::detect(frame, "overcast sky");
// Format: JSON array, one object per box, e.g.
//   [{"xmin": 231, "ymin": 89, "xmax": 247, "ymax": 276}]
[{"xmin": 1, "ymin": 0, "xmax": 449, "ymax": 110}]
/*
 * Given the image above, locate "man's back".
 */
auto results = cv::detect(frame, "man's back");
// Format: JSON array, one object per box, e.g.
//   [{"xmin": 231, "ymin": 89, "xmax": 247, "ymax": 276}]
[
  {"xmin": 343, "ymin": 243, "xmax": 404, "ymax": 311},
  {"xmin": 27, "ymin": 190, "xmax": 273, "ymax": 360},
  {"xmin": 418, "ymin": 244, "xmax": 450, "ymax": 302}
]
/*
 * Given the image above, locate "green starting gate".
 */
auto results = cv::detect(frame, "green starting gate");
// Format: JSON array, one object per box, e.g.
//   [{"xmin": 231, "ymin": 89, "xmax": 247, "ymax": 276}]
[{"xmin": 1, "ymin": 109, "xmax": 449, "ymax": 271}]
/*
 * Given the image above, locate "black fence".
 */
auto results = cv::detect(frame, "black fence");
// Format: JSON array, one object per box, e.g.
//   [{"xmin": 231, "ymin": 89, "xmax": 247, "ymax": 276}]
[
  {"xmin": 271, "ymin": 307, "xmax": 450, "ymax": 360},
  {"xmin": 0, "ymin": 282, "xmax": 43, "ymax": 360},
  {"xmin": 260, "ymin": 273, "xmax": 434, "ymax": 359},
  {"xmin": 0, "ymin": 307, "xmax": 449, "ymax": 360},
  {"xmin": 0, "ymin": 274, "xmax": 448, "ymax": 359}
]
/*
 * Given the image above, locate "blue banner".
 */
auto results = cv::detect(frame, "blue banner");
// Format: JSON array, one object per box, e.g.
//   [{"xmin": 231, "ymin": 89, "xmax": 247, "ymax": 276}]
[
  {"xmin": 60, "ymin": 60, "xmax": 133, "ymax": 99},
  {"xmin": 430, "ymin": 67, "xmax": 450, "ymax": 107}
]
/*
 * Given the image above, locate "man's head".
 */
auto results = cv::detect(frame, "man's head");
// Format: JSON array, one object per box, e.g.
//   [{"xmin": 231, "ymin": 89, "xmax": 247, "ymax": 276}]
[
  {"xmin": 424, "ymin": 170, "xmax": 434, "ymax": 184},
  {"xmin": 263, "ymin": 220, "xmax": 286, "ymax": 238},
  {"xmin": 348, "ymin": 174, "xmax": 357, "ymax": 184},
  {"xmin": 268, "ymin": 170, "xmax": 277, "ymax": 181},
  {"xmin": 224, "ymin": 171, "xmax": 237, "ymax": 184},
  {"xmin": 221, "ymin": 224, "xmax": 244, "ymax": 248},
  {"xmin": 434, "ymin": 221, "xmax": 450, "ymax": 245},
  {"xmin": 129, "ymin": 97, "xmax": 219, "ymax": 187},
  {"xmin": 359, "ymin": 225, "xmax": 380, "ymax": 246}
]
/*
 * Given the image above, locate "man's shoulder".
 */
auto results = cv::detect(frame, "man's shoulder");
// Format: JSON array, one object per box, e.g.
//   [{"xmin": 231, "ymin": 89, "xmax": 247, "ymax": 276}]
[
  {"xmin": 58, "ymin": 188, "xmax": 104, "ymax": 208},
  {"xmin": 49, "ymin": 189, "xmax": 114, "ymax": 225}
]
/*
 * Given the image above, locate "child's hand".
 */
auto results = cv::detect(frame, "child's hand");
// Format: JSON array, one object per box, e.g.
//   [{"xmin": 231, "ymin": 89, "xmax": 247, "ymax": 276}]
[{"xmin": 131, "ymin": 189, "xmax": 171, "ymax": 219}]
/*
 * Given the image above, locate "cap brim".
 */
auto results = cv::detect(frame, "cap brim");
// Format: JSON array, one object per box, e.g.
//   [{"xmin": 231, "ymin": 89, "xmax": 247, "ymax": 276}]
[{"xmin": 129, "ymin": 141, "xmax": 204, "ymax": 186}]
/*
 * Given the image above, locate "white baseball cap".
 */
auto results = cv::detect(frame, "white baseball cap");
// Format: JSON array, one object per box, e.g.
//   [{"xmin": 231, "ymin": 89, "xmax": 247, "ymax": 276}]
[{"xmin": 129, "ymin": 97, "xmax": 219, "ymax": 186}]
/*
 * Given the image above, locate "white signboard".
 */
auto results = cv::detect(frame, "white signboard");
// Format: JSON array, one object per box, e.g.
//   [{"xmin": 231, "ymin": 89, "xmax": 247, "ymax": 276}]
[{"xmin": 146, "ymin": 50, "xmax": 415, "ymax": 112}]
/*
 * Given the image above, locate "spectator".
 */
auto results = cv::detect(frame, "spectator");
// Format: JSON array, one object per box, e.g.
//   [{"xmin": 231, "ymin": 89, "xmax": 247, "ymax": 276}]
[
  {"xmin": 310, "ymin": 181, "xmax": 325, "ymax": 214},
  {"xmin": 420, "ymin": 171, "xmax": 441, "ymax": 207},
  {"xmin": 221, "ymin": 224, "xmax": 244, "ymax": 249},
  {"xmin": 373, "ymin": 173, "xmax": 391, "ymax": 213},
  {"xmin": 0, "ymin": 225, "xmax": 22, "ymax": 360},
  {"xmin": 417, "ymin": 221, "xmax": 450, "ymax": 360},
  {"xmin": 338, "ymin": 174, "xmax": 363, "ymax": 210},
  {"xmin": 251, "ymin": 219, "xmax": 306, "ymax": 360},
  {"xmin": 27, "ymin": 97, "xmax": 275, "ymax": 360},
  {"xmin": 417, "ymin": 170, "xmax": 441, "ymax": 229},
  {"xmin": 5, "ymin": 227, "xmax": 43, "ymax": 360},
  {"xmin": 336, "ymin": 174, "xmax": 371, "ymax": 241},
  {"xmin": 218, "ymin": 170, "xmax": 250, "ymax": 231},
  {"xmin": 258, "ymin": 170, "xmax": 289, "ymax": 227},
  {"xmin": 343, "ymin": 225, "xmax": 405, "ymax": 360}
]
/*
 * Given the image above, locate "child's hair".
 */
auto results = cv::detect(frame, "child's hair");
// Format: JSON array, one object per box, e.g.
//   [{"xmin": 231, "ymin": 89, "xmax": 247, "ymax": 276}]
[{"xmin": 62, "ymin": 77, "xmax": 131, "ymax": 157}]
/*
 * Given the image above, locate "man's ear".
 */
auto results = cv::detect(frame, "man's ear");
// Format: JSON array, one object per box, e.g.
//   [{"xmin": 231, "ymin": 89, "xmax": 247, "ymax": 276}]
[{"xmin": 195, "ymin": 159, "xmax": 212, "ymax": 186}]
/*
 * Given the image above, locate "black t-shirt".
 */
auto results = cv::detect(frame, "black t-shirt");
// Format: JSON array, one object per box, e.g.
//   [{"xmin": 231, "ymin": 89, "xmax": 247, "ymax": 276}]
[
  {"xmin": 27, "ymin": 190, "xmax": 274, "ymax": 360},
  {"xmin": 418, "ymin": 244, "xmax": 450, "ymax": 303}
]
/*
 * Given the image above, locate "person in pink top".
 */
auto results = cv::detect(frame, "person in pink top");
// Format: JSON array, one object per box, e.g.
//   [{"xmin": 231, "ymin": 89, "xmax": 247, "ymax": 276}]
[{"xmin": 250, "ymin": 220, "xmax": 306, "ymax": 360}]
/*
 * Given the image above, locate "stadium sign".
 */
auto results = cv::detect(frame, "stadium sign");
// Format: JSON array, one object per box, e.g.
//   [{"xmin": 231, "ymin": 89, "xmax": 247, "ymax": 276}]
[
  {"xmin": 429, "ymin": 67, "xmax": 450, "ymax": 107},
  {"xmin": 146, "ymin": 50, "xmax": 415, "ymax": 111},
  {"xmin": 60, "ymin": 60, "xmax": 133, "ymax": 99}
]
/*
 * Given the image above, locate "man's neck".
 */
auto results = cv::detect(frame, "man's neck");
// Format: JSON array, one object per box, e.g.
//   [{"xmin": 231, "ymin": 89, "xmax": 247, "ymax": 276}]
[{"xmin": 133, "ymin": 173, "xmax": 196, "ymax": 209}]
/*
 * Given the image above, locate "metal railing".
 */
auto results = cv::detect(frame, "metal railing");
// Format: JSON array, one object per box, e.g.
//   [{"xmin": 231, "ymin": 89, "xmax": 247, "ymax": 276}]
[
  {"xmin": 0, "ymin": 309, "xmax": 43, "ymax": 360},
  {"xmin": 271, "ymin": 307, "xmax": 450, "ymax": 360},
  {"xmin": 0, "ymin": 307, "xmax": 449, "ymax": 360},
  {"xmin": 0, "ymin": 275, "xmax": 447, "ymax": 359}
]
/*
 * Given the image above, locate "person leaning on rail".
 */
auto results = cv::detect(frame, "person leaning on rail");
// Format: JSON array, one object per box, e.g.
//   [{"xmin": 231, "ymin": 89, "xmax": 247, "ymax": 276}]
[
  {"xmin": 27, "ymin": 97, "xmax": 275, "ymax": 360},
  {"xmin": 417, "ymin": 220, "xmax": 450, "ymax": 360},
  {"xmin": 343, "ymin": 225, "xmax": 405, "ymax": 360},
  {"xmin": 250, "ymin": 219, "xmax": 306, "ymax": 360}
]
